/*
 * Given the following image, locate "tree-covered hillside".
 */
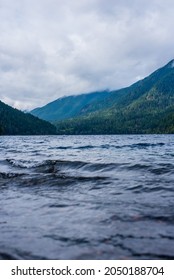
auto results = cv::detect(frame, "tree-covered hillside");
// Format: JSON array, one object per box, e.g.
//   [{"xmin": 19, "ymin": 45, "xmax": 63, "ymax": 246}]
[
  {"xmin": 0, "ymin": 100, "xmax": 56, "ymax": 135},
  {"xmin": 31, "ymin": 90, "xmax": 110, "ymax": 121},
  {"xmin": 55, "ymin": 60, "xmax": 174, "ymax": 134}
]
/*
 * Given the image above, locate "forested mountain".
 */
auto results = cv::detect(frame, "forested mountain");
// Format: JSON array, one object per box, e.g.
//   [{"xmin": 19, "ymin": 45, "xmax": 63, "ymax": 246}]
[
  {"xmin": 54, "ymin": 60, "xmax": 174, "ymax": 134},
  {"xmin": 0, "ymin": 100, "xmax": 56, "ymax": 135},
  {"xmin": 2, "ymin": 60, "xmax": 173, "ymax": 135},
  {"xmin": 31, "ymin": 90, "xmax": 110, "ymax": 121}
]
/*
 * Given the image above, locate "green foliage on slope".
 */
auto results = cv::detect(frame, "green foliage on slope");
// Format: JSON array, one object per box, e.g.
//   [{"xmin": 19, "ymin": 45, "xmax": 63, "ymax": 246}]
[
  {"xmin": 55, "ymin": 60, "xmax": 174, "ymax": 134},
  {"xmin": 55, "ymin": 106, "xmax": 174, "ymax": 134},
  {"xmin": 31, "ymin": 91, "xmax": 110, "ymax": 121},
  {"xmin": 0, "ymin": 100, "xmax": 56, "ymax": 135}
]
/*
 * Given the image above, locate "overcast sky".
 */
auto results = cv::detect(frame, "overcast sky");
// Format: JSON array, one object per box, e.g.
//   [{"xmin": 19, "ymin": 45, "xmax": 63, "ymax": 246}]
[{"xmin": 0, "ymin": 0, "xmax": 174, "ymax": 110}]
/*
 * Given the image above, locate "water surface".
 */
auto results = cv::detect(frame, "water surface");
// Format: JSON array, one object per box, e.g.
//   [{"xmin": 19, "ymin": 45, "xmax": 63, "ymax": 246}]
[{"xmin": 0, "ymin": 135, "xmax": 174, "ymax": 259}]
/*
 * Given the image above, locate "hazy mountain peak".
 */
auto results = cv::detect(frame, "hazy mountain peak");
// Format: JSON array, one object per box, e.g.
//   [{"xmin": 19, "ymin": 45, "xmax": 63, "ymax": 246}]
[
  {"xmin": 30, "ymin": 59, "xmax": 174, "ymax": 135},
  {"xmin": 166, "ymin": 59, "xmax": 174, "ymax": 68}
]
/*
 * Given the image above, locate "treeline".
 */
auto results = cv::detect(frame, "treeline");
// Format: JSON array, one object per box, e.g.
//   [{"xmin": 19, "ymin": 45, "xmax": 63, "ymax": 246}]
[
  {"xmin": 55, "ymin": 109, "xmax": 174, "ymax": 135},
  {"xmin": 55, "ymin": 62, "xmax": 174, "ymax": 135},
  {"xmin": 0, "ymin": 100, "xmax": 56, "ymax": 135}
]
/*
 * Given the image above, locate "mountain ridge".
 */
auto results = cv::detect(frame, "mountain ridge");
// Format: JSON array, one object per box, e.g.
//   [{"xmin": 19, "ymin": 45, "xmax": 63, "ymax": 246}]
[
  {"xmin": 1, "ymin": 60, "xmax": 173, "ymax": 135},
  {"xmin": 0, "ymin": 100, "xmax": 56, "ymax": 135},
  {"xmin": 31, "ymin": 90, "xmax": 111, "ymax": 121},
  {"xmin": 30, "ymin": 60, "xmax": 174, "ymax": 122},
  {"xmin": 53, "ymin": 60, "xmax": 174, "ymax": 134}
]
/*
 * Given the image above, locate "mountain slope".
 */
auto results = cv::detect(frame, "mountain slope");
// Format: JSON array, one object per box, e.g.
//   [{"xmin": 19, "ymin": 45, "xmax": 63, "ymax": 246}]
[
  {"xmin": 76, "ymin": 59, "xmax": 174, "ymax": 115},
  {"xmin": 0, "ymin": 100, "xmax": 56, "ymax": 135},
  {"xmin": 31, "ymin": 90, "xmax": 110, "ymax": 121},
  {"xmin": 54, "ymin": 60, "xmax": 174, "ymax": 134}
]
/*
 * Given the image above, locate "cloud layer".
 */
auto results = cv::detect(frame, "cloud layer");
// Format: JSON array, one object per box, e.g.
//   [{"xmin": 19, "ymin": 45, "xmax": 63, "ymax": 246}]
[{"xmin": 0, "ymin": 0, "xmax": 174, "ymax": 109}]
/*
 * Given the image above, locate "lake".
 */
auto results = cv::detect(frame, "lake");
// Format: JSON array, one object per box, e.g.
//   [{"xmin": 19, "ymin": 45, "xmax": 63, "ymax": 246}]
[{"xmin": 0, "ymin": 135, "xmax": 174, "ymax": 259}]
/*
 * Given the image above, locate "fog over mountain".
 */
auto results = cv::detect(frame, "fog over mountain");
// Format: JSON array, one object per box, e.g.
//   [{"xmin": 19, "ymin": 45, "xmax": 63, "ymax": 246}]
[
  {"xmin": 0, "ymin": 0, "xmax": 174, "ymax": 110},
  {"xmin": 30, "ymin": 60, "xmax": 174, "ymax": 134}
]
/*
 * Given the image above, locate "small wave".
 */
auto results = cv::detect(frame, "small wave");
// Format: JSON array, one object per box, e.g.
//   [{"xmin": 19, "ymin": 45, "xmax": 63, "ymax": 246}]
[
  {"xmin": 143, "ymin": 215, "xmax": 174, "ymax": 224},
  {"xmin": 127, "ymin": 184, "xmax": 174, "ymax": 194},
  {"xmin": 49, "ymin": 204, "xmax": 70, "ymax": 208},
  {"xmin": 49, "ymin": 203, "xmax": 79, "ymax": 208},
  {"xmin": 0, "ymin": 172, "xmax": 25, "ymax": 179},
  {"xmin": 131, "ymin": 142, "xmax": 165, "ymax": 148},
  {"xmin": 44, "ymin": 142, "xmax": 166, "ymax": 151},
  {"xmin": 150, "ymin": 167, "xmax": 173, "ymax": 175},
  {"xmin": 115, "ymin": 142, "xmax": 165, "ymax": 150},
  {"xmin": 55, "ymin": 146, "xmax": 73, "ymax": 150},
  {"xmin": 6, "ymin": 159, "xmax": 41, "ymax": 169},
  {"xmin": 127, "ymin": 164, "xmax": 151, "ymax": 170},
  {"xmin": 45, "ymin": 235, "xmax": 90, "ymax": 245},
  {"xmin": 73, "ymin": 144, "xmax": 113, "ymax": 149},
  {"xmin": 126, "ymin": 162, "xmax": 174, "ymax": 175},
  {"xmin": 52, "ymin": 145, "xmax": 97, "ymax": 150},
  {"xmin": 103, "ymin": 213, "xmax": 174, "ymax": 224},
  {"xmin": 78, "ymin": 143, "xmax": 164, "ymax": 150},
  {"xmin": 77, "ymin": 142, "xmax": 165, "ymax": 150},
  {"xmin": 74, "ymin": 145, "xmax": 96, "ymax": 149},
  {"xmin": 34, "ymin": 159, "xmax": 120, "ymax": 174}
]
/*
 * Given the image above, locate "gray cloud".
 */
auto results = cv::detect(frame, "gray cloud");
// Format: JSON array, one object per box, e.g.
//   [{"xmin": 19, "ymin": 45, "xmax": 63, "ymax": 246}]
[{"xmin": 0, "ymin": 0, "xmax": 174, "ymax": 109}]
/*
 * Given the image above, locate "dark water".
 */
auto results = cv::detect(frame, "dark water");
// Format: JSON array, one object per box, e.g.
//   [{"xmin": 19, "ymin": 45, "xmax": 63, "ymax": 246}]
[{"xmin": 0, "ymin": 135, "xmax": 174, "ymax": 260}]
